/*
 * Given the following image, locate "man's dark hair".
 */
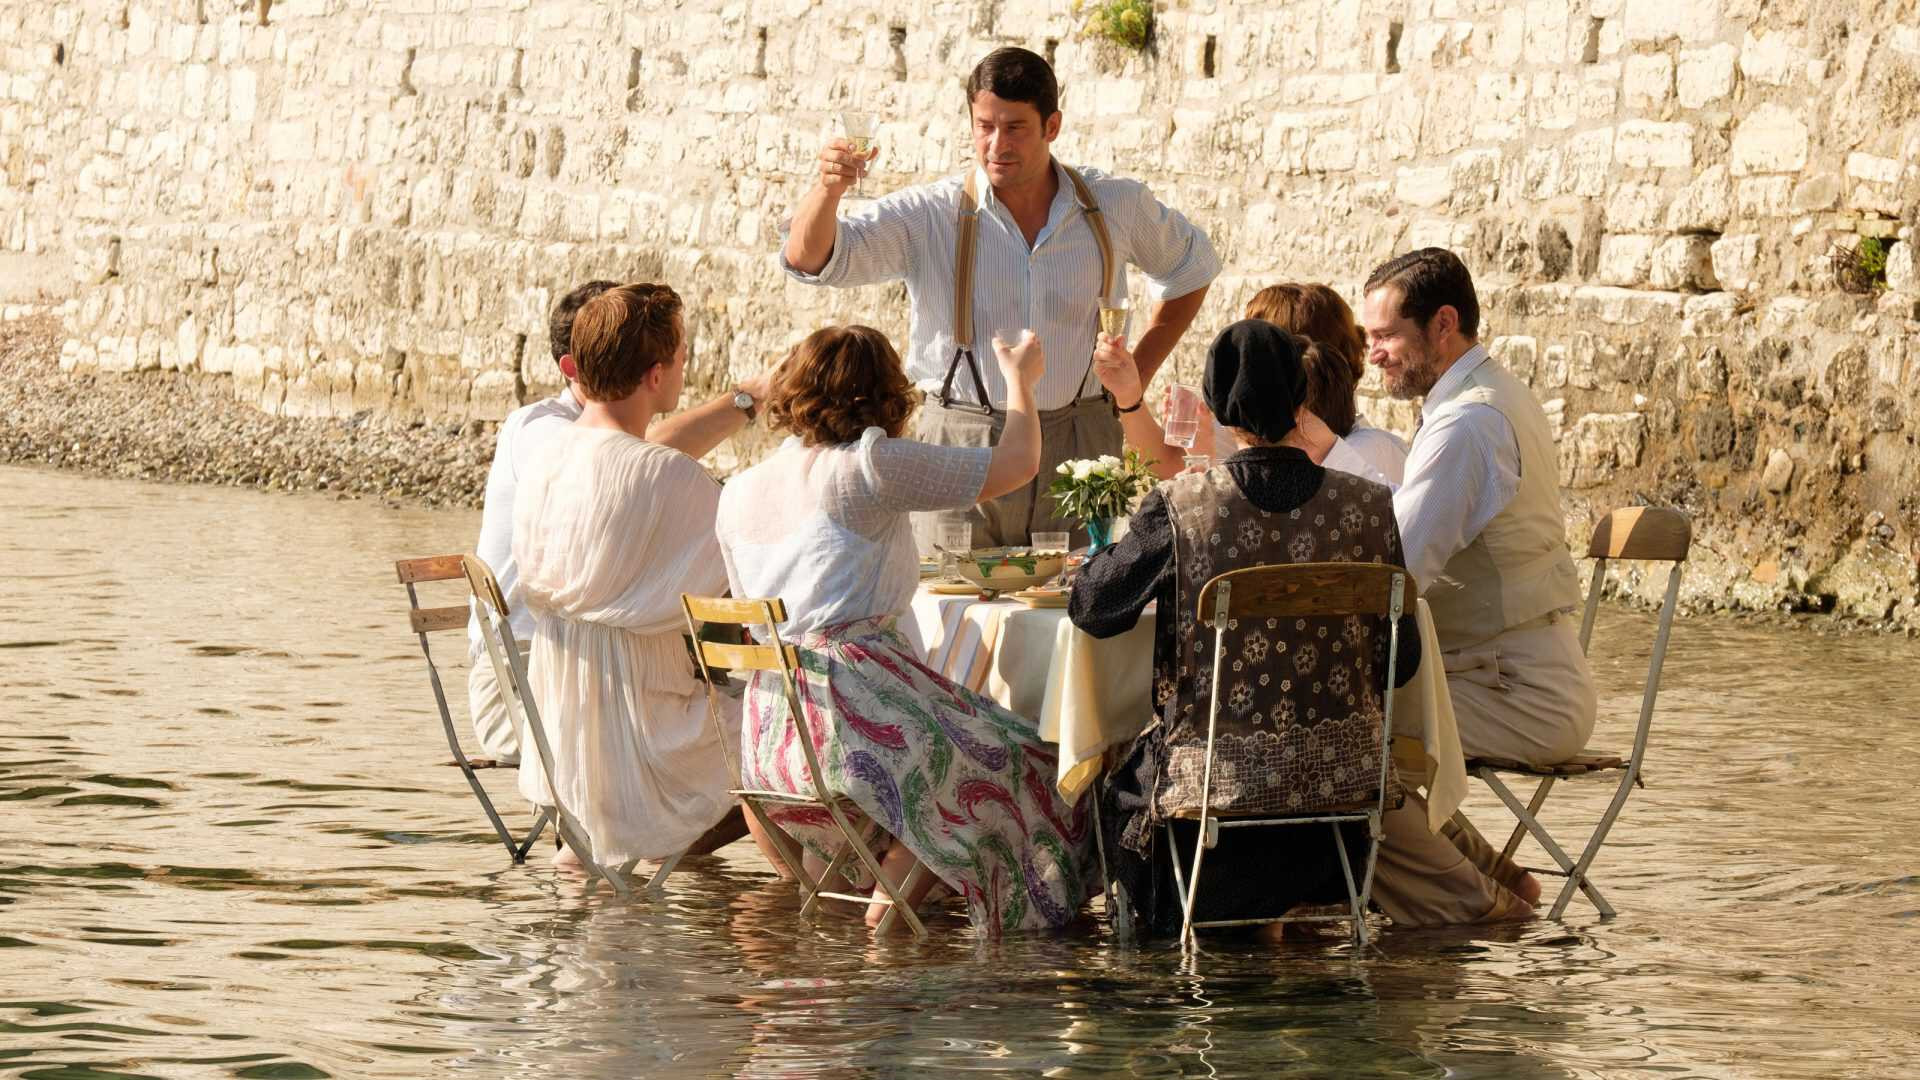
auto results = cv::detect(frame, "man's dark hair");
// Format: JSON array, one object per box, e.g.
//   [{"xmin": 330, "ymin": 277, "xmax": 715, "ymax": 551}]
[
  {"xmin": 548, "ymin": 280, "xmax": 619, "ymax": 362},
  {"xmin": 1363, "ymin": 248, "xmax": 1480, "ymax": 340},
  {"xmin": 965, "ymin": 47, "xmax": 1060, "ymax": 120}
]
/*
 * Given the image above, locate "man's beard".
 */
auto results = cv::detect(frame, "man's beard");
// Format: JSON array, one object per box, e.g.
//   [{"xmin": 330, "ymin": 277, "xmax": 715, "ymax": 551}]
[{"xmin": 1384, "ymin": 340, "xmax": 1442, "ymax": 400}]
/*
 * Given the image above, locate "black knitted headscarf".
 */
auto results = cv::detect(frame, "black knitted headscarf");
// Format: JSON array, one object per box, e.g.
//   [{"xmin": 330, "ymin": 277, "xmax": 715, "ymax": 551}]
[{"xmin": 1202, "ymin": 319, "xmax": 1309, "ymax": 445}]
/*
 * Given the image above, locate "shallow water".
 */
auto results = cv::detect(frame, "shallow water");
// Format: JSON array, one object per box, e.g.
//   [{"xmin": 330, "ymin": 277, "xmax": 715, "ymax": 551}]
[{"xmin": 1, "ymin": 462, "xmax": 1916, "ymax": 1079}]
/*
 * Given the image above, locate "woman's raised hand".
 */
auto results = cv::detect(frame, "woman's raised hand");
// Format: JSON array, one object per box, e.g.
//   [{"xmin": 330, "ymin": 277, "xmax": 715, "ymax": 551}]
[
  {"xmin": 992, "ymin": 329, "xmax": 1046, "ymax": 391},
  {"xmin": 1091, "ymin": 334, "xmax": 1143, "ymax": 409}
]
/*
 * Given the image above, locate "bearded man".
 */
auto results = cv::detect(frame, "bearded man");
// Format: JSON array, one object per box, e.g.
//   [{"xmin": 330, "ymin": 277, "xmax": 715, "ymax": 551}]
[{"xmin": 1299, "ymin": 247, "xmax": 1597, "ymax": 925}]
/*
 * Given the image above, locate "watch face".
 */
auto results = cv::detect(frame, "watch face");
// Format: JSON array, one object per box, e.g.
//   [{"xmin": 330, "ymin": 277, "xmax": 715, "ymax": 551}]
[{"xmin": 733, "ymin": 391, "xmax": 754, "ymax": 409}]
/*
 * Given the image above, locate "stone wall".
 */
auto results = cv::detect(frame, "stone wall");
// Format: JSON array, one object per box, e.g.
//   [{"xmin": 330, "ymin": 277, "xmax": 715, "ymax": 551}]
[{"xmin": 2, "ymin": 0, "xmax": 1918, "ymax": 621}]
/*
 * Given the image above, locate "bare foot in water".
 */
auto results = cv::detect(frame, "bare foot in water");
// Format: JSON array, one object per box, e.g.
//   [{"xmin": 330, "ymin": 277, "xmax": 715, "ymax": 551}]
[
  {"xmin": 553, "ymin": 843, "xmax": 584, "ymax": 874},
  {"xmin": 1513, "ymin": 871, "xmax": 1542, "ymax": 906}
]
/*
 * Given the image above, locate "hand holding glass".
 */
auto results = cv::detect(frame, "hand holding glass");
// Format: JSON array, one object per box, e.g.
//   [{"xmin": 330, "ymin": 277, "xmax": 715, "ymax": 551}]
[
  {"xmin": 1164, "ymin": 384, "xmax": 1204, "ymax": 450},
  {"xmin": 840, "ymin": 111, "xmax": 876, "ymax": 197}
]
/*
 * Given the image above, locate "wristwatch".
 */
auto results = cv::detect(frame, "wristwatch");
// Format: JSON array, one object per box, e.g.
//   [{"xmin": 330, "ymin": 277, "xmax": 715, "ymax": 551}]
[{"xmin": 732, "ymin": 388, "xmax": 757, "ymax": 422}]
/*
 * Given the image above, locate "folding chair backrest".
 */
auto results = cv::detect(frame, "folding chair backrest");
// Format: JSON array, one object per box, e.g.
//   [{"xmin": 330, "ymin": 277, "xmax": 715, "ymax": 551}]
[
  {"xmin": 1192, "ymin": 562, "xmax": 1411, "ymax": 814},
  {"xmin": 396, "ymin": 554, "xmax": 472, "ymax": 634},
  {"xmin": 463, "ymin": 559, "xmax": 561, "ymax": 809},
  {"xmin": 1575, "ymin": 506, "xmax": 1692, "ymax": 778},
  {"xmin": 679, "ymin": 593, "xmax": 835, "ymax": 807}
]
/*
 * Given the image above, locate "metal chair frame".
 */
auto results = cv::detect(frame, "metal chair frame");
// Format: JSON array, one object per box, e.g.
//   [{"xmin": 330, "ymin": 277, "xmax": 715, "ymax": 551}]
[
  {"xmin": 682, "ymin": 593, "xmax": 931, "ymax": 939},
  {"xmin": 1172, "ymin": 563, "xmax": 1411, "ymax": 951},
  {"xmin": 394, "ymin": 554, "xmax": 550, "ymax": 865},
  {"xmin": 1466, "ymin": 506, "xmax": 1691, "ymax": 920},
  {"xmin": 465, "ymin": 555, "xmax": 689, "ymax": 900}
]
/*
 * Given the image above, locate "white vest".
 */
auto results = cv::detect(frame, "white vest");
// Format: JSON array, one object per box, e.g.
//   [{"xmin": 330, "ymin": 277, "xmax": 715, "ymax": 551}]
[{"xmin": 1422, "ymin": 357, "xmax": 1582, "ymax": 650}]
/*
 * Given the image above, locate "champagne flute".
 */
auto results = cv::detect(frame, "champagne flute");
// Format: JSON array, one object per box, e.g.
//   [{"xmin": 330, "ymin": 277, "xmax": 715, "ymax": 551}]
[
  {"xmin": 841, "ymin": 111, "xmax": 876, "ymax": 198},
  {"xmin": 1164, "ymin": 383, "xmax": 1203, "ymax": 450},
  {"xmin": 1098, "ymin": 294, "xmax": 1131, "ymax": 340}
]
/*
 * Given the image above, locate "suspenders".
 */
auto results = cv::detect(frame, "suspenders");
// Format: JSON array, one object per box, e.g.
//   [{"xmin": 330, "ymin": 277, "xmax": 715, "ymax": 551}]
[{"xmin": 937, "ymin": 165, "xmax": 1117, "ymax": 415}]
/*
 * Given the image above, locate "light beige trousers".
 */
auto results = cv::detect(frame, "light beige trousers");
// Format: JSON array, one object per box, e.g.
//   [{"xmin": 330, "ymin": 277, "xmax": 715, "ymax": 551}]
[
  {"xmin": 1371, "ymin": 613, "xmax": 1598, "ymax": 927},
  {"xmin": 465, "ymin": 643, "xmax": 529, "ymax": 765}
]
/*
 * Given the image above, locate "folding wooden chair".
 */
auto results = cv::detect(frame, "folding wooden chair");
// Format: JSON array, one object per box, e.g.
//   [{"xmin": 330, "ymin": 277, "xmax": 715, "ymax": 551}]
[
  {"xmin": 466, "ymin": 555, "xmax": 694, "ymax": 900},
  {"xmin": 1465, "ymin": 506, "xmax": 1691, "ymax": 920},
  {"xmin": 681, "ymin": 593, "xmax": 931, "ymax": 939},
  {"xmin": 1170, "ymin": 563, "xmax": 1412, "ymax": 950},
  {"xmin": 395, "ymin": 554, "xmax": 550, "ymax": 864}
]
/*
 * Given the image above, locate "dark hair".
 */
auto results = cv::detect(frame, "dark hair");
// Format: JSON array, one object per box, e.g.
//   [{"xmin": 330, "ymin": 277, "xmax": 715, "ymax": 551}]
[
  {"xmin": 548, "ymin": 280, "xmax": 618, "ymax": 362},
  {"xmin": 765, "ymin": 325, "xmax": 917, "ymax": 445},
  {"xmin": 965, "ymin": 47, "xmax": 1060, "ymax": 120},
  {"xmin": 568, "ymin": 283, "xmax": 683, "ymax": 402},
  {"xmin": 1363, "ymin": 247, "xmax": 1481, "ymax": 339}
]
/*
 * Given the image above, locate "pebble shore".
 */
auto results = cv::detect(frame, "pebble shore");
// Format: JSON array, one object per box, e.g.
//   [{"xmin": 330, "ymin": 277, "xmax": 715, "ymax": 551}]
[{"xmin": 0, "ymin": 315, "xmax": 492, "ymax": 508}]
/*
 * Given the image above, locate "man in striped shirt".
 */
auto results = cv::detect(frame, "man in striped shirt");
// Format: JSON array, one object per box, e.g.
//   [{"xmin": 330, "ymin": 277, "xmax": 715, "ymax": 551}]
[{"xmin": 780, "ymin": 46, "xmax": 1221, "ymax": 550}]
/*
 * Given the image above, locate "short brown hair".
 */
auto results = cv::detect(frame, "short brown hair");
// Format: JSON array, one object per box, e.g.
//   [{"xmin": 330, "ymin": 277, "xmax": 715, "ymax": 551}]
[
  {"xmin": 1243, "ymin": 283, "xmax": 1367, "ymax": 383},
  {"xmin": 568, "ymin": 283, "xmax": 683, "ymax": 402},
  {"xmin": 1244, "ymin": 283, "xmax": 1364, "ymax": 436},
  {"xmin": 1363, "ymin": 247, "xmax": 1481, "ymax": 339},
  {"xmin": 966, "ymin": 46, "xmax": 1060, "ymax": 119},
  {"xmin": 765, "ymin": 325, "xmax": 917, "ymax": 445}
]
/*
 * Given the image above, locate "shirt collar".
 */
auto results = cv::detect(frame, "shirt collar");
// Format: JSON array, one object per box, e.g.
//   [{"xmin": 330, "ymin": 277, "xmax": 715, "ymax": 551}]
[
  {"xmin": 971, "ymin": 159, "xmax": 1077, "ymax": 237},
  {"xmin": 1421, "ymin": 342, "xmax": 1490, "ymax": 420}
]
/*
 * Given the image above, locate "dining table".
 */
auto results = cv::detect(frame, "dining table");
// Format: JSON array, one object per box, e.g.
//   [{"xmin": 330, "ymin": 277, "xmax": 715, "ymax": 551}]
[{"xmin": 905, "ymin": 583, "xmax": 1467, "ymax": 832}]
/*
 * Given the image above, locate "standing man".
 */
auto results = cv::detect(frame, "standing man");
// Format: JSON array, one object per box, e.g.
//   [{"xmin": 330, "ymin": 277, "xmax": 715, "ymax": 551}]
[
  {"xmin": 779, "ymin": 46, "xmax": 1220, "ymax": 549},
  {"xmin": 1300, "ymin": 247, "xmax": 1597, "ymax": 925},
  {"xmin": 465, "ymin": 280, "xmax": 774, "ymax": 766}
]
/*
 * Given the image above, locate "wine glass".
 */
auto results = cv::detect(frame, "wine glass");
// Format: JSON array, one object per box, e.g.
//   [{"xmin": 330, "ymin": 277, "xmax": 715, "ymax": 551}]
[
  {"xmin": 936, "ymin": 522, "xmax": 974, "ymax": 582},
  {"xmin": 841, "ymin": 111, "xmax": 876, "ymax": 198},
  {"xmin": 1098, "ymin": 294, "xmax": 1131, "ymax": 341},
  {"xmin": 1164, "ymin": 383, "xmax": 1203, "ymax": 450}
]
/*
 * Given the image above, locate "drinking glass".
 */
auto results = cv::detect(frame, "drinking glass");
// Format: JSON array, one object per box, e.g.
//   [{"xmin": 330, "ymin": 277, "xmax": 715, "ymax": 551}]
[
  {"xmin": 936, "ymin": 522, "xmax": 975, "ymax": 581},
  {"xmin": 1032, "ymin": 531, "xmax": 1071, "ymax": 554},
  {"xmin": 1182, "ymin": 454, "xmax": 1212, "ymax": 473},
  {"xmin": 1164, "ymin": 383, "xmax": 1204, "ymax": 449},
  {"xmin": 841, "ymin": 111, "xmax": 876, "ymax": 198},
  {"xmin": 1098, "ymin": 294, "xmax": 1131, "ymax": 341}
]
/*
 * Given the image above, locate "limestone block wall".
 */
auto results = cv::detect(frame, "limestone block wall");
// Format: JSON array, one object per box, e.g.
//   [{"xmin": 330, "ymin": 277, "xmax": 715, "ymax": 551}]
[{"xmin": 2, "ymin": 0, "xmax": 1918, "ymax": 619}]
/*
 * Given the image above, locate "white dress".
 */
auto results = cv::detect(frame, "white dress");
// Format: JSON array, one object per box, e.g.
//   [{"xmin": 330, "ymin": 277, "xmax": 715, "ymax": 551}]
[
  {"xmin": 1343, "ymin": 415, "xmax": 1411, "ymax": 486},
  {"xmin": 511, "ymin": 425, "xmax": 737, "ymax": 865}
]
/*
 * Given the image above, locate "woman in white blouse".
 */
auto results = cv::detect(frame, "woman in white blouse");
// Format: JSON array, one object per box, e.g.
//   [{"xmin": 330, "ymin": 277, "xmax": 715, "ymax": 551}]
[
  {"xmin": 715, "ymin": 325, "xmax": 1097, "ymax": 935},
  {"xmin": 1096, "ymin": 282, "xmax": 1410, "ymax": 485}
]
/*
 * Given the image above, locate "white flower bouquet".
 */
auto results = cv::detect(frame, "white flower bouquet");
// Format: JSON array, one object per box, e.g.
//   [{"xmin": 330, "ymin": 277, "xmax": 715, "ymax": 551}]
[{"xmin": 1046, "ymin": 449, "xmax": 1157, "ymax": 525}]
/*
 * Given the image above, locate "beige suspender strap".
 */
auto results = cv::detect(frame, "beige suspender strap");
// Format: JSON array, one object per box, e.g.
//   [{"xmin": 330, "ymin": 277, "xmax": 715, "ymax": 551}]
[
  {"xmin": 1062, "ymin": 165, "xmax": 1116, "ymax": 300},
  {"xmin": 954, "ymin": 170, "xmax": 981, "ymax": 350}
]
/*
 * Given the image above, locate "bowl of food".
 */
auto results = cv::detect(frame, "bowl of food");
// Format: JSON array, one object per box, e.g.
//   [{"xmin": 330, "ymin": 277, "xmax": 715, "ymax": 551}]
[{"xmin": 952, "ymin": 548, "xmax": 1068, "ymax": 595}]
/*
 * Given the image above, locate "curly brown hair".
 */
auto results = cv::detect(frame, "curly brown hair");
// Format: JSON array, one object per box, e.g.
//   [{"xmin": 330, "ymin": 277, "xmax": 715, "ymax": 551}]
[
  {"xmin": 1244, "ymin": 283, "xmax": 1364, "ymax": 437},
  {"xmin": 569, "ymin": 283, "xmax": 682, "ymax": 402},
  {"xmin": 764, "ymin": 325, "xmax": 918, "ymax": 445}
]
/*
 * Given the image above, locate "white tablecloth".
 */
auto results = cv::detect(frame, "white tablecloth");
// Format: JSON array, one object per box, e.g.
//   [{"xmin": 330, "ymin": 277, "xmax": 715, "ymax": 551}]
[{"xmin": 904, "ymin": 586, "xmax": 1465, "ymax": 832}]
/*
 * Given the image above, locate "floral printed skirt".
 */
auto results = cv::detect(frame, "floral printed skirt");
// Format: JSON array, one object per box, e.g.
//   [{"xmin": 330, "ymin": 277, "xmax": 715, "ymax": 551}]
[{"xmin": 740, "ymin": 615, "xmax": 1094, "ymax": 935}]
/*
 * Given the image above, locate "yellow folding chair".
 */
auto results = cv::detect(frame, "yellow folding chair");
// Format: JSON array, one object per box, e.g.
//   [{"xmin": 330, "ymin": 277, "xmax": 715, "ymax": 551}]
[
  {"xmin": 1170, "ymin": 563, "xmax": 1412, "ymax": 950},
  {"xmin": 1465, "ymin": 506, "xmax": 1691, "ymax": 920},
  {"xmin": 681, "ymin": 593, "xmax": 931, "ymax": 939},
  {"xmin": 394, "ymin": 554, "xmax": 550, "ymax": 864}
]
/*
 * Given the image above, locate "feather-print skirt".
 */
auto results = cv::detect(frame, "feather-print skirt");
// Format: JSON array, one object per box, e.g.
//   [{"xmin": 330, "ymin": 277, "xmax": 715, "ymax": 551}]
[{"xmin": 739, "ymin": 615, "xmax": 1094, "ymax": 935}]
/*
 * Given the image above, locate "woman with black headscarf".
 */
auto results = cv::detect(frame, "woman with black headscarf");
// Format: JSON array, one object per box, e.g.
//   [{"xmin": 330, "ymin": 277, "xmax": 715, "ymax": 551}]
[{"xmin": 1068, "ymin": 319, "xmax": 1422, "ymax": 940}]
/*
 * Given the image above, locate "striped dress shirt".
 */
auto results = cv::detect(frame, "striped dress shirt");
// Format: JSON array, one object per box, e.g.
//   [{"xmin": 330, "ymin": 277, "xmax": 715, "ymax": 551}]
[
  {"xmin": 780, "ymin": 161, "xmax": 1221, "ymax": 411},
  {"xmin": 1322, "ymin": 345, "xmax": 1522, "ymax": 590}
]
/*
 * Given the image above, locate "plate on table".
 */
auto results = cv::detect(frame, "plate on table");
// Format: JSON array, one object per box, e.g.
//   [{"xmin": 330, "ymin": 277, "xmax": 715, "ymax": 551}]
[
  {"xmin": 1011, "ymin": 587, "xmax": 1069, "ymax": 609},
  {"xmin": 926, "ymin": 581, "xmax": 985, "ymax": 596}
]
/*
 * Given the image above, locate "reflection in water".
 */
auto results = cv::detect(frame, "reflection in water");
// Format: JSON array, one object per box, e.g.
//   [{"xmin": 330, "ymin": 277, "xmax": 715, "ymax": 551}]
[{"xmin": 2, "ymin": 463, "xmax": 1917, "ymax": 1078}]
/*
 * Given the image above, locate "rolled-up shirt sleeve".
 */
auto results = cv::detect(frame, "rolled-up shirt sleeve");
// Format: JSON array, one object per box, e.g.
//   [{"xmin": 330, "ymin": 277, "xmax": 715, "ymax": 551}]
[
  {"xmin": 1111, "ymin": 178, "xmax": 1221, "ymax": 302},
  {"xmin": 777, "ymin": 188, "xmax": 922, "ymax": 289}
]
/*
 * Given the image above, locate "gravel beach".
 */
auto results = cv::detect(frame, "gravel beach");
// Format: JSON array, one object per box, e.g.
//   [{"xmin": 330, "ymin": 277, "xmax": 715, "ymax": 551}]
[{"xmin": 0, "ymin": 314, "xmax": 493, "ymax": 508}]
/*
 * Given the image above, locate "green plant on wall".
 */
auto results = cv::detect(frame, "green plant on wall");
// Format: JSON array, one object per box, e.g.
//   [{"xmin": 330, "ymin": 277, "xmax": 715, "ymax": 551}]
[
  {"xmin": 1077, "ymin": 0, "xmax": 1153, "ymax": 51},
  {"xmin": 1831, "ymin": 235, "xmax": 1891, "ymax": 294}
]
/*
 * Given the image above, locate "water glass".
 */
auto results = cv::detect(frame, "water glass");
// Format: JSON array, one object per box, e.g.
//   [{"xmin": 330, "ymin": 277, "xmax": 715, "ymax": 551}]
[
  {"xmin": 1032, "ymin": 531, "xmax": 1071, "ymax": 554},
  {"xmin": 1164, "ymin": 384, "xmax": 1204, "ymax": 449},
  {"xmin": 937, "ymin": 522, "xmax": 974, "ymax": 580}
]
